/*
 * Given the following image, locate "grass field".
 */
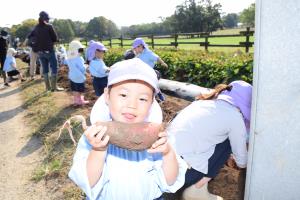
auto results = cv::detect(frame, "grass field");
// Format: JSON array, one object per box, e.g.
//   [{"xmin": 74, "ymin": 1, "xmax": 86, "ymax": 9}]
[{"xmin": 97, "ymin": 28, "xmax": 254, "ymax": 53}]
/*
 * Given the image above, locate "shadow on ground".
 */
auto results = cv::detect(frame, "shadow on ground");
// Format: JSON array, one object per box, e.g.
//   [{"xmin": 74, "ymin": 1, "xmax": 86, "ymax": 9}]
[
  {"xmin": 0, "ymin": 105, "xmax": 24, "ymax": 123},
  {"xmin": 16, "ymin": 105, "xmax": 80, "ymax": 158},
  {"xmin": 0, "ymin": 87, "xmax": 20, "ymax": 98}
]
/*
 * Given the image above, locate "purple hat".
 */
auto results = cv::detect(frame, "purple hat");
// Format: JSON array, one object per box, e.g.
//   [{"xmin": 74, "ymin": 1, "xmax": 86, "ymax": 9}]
[
  {"xmin": 217, "ymin": 80, "xmax": 252, "ymax": 122},
  {"xmin": 132, "ymin": 38, "xmax": 148, "ymax": 49},
  {"xmin": 88, "ymin": 40, "xmax": 95, "ymax": 46},
  {"xmin": 90, "ymin": 42, "xmax": 107, "ymax": 52},
  {"xmin": 87, "ymin": 42, "xmax": 107, "ymax": 61}
]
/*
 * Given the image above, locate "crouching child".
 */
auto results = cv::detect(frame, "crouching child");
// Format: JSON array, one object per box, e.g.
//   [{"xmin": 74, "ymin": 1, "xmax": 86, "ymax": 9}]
[{"xmin": 3, "ymin": 48, "xmax": 26, "ymax": 86}]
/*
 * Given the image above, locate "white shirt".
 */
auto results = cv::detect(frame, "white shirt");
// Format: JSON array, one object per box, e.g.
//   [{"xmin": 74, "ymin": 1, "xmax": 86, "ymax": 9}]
[
  {"xmin": 168, "ymin": 99, "xmax": 248, "ymax": 173},
  {"xmin": 3, "ymin": 56, "xmax": 16, "ymax": 72}
]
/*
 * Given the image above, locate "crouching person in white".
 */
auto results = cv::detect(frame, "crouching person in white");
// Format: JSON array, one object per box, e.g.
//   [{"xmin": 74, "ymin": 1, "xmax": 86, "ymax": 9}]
[
  {"xmin": 68, "ymin": 58, "xmax": 187, "ymax": 200},
  {"xmin": 168, "ymin": 81, "xmax": 252, "ymax": 200}
]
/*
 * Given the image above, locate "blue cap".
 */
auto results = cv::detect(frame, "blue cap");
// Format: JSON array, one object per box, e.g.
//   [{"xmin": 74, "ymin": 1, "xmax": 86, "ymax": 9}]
[
  {"xmin": 1, "ymin": 30, "xmax": 8, "ymax": 36},
  {"xmin": 39, "ymin": 11, "xmax": 50, "ymax": 21}
]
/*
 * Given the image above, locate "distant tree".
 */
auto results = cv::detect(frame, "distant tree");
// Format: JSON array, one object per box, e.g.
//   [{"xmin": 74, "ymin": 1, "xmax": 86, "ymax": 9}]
[
  {"xmin": 10, "ymin": 19, "xmax": 37, "ymax": 41},
  {"xmin": 121, "ymin": 21, "xmax": 174, "ymax": 37},
  {"xmin": 172, "ymin": 0, "xmax": 222, "ymax": 33},
  {"xmin": 85, "ymin": 16, "xmax": 119, "ymax": 40},
  {"xmin": 203, "ymin": 0, "xmax": 222, "ymax": 32},
  {"xmin": 239, "ymin": 3, "xmax": 255, "ymax": 27},
  {"xmin": 52, "ymin": 19, "xmax": 75, "ymax": 42},
  {"xmin": 222, "ymin": 13, "xmax": 239, "ymax": 28},
  {"xmin": 69, "ymin": 21, "xmax": 87, "ymax": 38}
]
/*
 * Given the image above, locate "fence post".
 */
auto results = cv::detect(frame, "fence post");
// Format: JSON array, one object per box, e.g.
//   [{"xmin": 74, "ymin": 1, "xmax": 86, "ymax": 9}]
[
  {"xmin": 174, "ymin": 33, "xmax": 178, "ymax": 49},
  {"xmin": 151, "ymin": 35, "xmax": 154, "ymax": 49},
  {"xmin": 204, "ymin": 35, "xmax": 208, "ymax": 51},
  {"xmin": 245, "ymin": 27, "xmax": 250, "ymax": 53},
  {"xmin": 109, "ymin": 37, "xmax": 112, "ymax": 48},
  {"xmin": 120, "ymin": 35, "xmax": 123, "ymax": 48}
]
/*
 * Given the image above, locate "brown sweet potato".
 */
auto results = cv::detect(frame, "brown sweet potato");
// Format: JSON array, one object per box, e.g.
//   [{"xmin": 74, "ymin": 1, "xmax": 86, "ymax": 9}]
[
  {"xmin": 58, "ymin": 115, "xmax": 164, "ymax": 151},
  {"xmin": 94, "ymin": 121, "xmax": 164, "ymax": 151}
]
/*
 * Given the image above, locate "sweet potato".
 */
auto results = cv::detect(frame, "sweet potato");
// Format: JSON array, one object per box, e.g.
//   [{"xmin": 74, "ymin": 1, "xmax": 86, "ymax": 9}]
[
  {"xmin": 58, "ymin": 115, "xmax": 164, "ymax": 151},
  {"xmin": 95, "ymin": 121, "xmax": 163, "ymax": 151}
]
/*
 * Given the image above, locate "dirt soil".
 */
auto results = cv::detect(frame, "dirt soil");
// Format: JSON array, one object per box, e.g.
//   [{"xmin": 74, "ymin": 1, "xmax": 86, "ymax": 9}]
[
  {"xmin": 0, "ymin": 81, "xmax": 48, "ymax": 200},
  {"xmin": 58, "ymin": 65, "xmax": 246, "ymax": 200}
]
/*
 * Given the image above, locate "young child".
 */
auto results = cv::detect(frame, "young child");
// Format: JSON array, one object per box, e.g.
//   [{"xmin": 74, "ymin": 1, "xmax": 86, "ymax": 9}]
[
  {"xmin": 69, "ymin": 58, "xmax": 187, "ymax": 200},
  {"xmin": 88, "ymin": 42, "xmax": 110, "ymax": 97},
  {"xmin": 132, "ymin": 38, "xmax": 168, "ymax": 68},
  {"xmin": 3, "ymin": 48, "xmax": 26, "ymax": 86},
  {"xmin": 66, "ymin": 40, "xmax": 89, "ymax": 105},
  {"xmin": 85, "ymin": 40, "xmax": 95, "ymax": 64}
]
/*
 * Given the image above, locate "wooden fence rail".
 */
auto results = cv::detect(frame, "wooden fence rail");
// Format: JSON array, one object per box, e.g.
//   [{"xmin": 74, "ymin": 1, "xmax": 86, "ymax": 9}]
[{"xmin": 78, "ymin": 27, "xmax": 254, "ymax": 53}]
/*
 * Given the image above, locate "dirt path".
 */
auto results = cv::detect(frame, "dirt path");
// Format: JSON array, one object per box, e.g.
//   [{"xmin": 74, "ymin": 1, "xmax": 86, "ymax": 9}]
[{"xmin": 0, "ymin": 83, "xmax": 47, "ymax": 200}]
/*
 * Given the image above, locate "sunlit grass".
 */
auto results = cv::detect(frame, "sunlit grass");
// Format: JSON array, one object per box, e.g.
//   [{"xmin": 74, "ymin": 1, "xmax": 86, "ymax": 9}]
[{"xmin": 20, "ymin": 76, "xmax": 86, "ymax": 199}]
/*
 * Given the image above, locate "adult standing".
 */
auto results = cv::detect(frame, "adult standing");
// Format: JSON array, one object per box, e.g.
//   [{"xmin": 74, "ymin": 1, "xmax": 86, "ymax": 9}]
[
  {"xmin": 31, "ymin": 11, "xmax": 63, "ymax": 91},
  {"xmin": 24, "ymin": 30, "xmax": 41, "ymax": 80},
  {"xmin": 0, "ymin": 30, "xmax": 9, "ymax": 86},
  {"xmin": 168, "ymin": 80, "xmax": 252, "ymax": 200}
]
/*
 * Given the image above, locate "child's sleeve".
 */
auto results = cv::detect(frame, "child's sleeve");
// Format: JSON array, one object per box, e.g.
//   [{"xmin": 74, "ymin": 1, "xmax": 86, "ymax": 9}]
[
  {"xmin": 11, "ymin": 58, "xmax": 17, "ymax": 69},
  {"xmin": 151, "ymin": 153, "xmax": 188, "ymax": 194},
  {"xmin": 150, "ymin": 51, "xmax": 159, "ymax": 63},
  {"xmin": 228, "ymin": 118, "xmax": 248, "ymax": 168},
  {"xmin": 68, "ymin": 135, "xmax": 109, "ymax": 199},
  {"xmin": 78, "ymin": 57, "xmax": 86, "ymax": 72}
]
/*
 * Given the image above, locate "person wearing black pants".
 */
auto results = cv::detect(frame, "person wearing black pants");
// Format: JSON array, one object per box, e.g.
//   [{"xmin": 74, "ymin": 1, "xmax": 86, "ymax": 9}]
[{"xmin": 0, "ymin": 30, "xmax": 9, "ymax": 86}]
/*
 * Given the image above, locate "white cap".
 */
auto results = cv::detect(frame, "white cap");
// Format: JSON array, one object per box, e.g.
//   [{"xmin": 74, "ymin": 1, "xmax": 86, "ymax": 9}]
[
  {"xmin": 7, "ymin": 48, "xmax": 17, "ymax": 56},
  {"xmin": 68, "ymin": 40, "xmax": 84, "ymax": 59},
  {"xmin": 108, "ymin": 58, "xmax": 159, "ymax": 94}
]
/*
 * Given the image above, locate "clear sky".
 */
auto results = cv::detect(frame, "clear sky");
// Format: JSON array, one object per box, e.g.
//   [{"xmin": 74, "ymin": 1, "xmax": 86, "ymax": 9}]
[{"xmin": 0, "ymin": 0, "xmax": 254, "ymax": 28}]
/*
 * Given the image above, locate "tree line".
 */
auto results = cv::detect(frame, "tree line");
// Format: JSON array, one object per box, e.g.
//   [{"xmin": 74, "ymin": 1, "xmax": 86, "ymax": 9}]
[{"xmin": 2, "ymin": 0, "xmax": 255, "ymax": 43}]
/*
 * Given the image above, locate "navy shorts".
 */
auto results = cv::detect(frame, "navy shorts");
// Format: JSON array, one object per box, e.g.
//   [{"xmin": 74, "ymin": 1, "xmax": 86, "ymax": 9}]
[
  {"xmin": 179, "ymin": 138, "xmax": 232, "ymax": 191},
  {"xmin": 70, "ymin": 80, "xmax": 85, "ymax": 93},
  {"xmin": 7, "ymin": 70, "xmax": 20, "ymax": 76},
  {"xmin": 92, "ymin": 76, "xmax": 108, "ymax": 96}
]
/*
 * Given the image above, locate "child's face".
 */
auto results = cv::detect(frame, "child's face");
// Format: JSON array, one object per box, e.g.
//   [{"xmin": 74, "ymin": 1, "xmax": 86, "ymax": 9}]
[
  {"xmin": 104, "ymin": 80, "xmax": 154, "ymax": 123},
  {"xmin": 134, "ymin": 45, "xmax": 143, "ymax": 54},
  {"xmin": 95, "ymin": 50, "xmax": 105, "ymax": 59}
]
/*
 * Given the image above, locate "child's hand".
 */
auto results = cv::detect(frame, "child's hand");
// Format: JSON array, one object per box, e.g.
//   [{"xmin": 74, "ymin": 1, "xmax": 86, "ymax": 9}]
[
  {"xmin": 84, "ymin": 125, "xmax": 110, "ymax": 151},
  {"xmin": 147, "ymin": 131, "xmax": 171, "ymax": 155}
]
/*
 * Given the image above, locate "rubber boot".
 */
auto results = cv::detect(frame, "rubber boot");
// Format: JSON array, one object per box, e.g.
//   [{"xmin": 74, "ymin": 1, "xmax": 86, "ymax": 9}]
[
  {"xmin": 50, "ymin": 75, "xmax": 64, "ymax": 92},
  {"xmin": 182, "ymin": 184, "xmax": 223, "ymax": 200},
  {"xmin": 80, "ymin": 95, "xmax": 89, "ymax": 105},
  {"xmin": 43, "ymin": 73, "xmax": 51, "ymax": 91}
]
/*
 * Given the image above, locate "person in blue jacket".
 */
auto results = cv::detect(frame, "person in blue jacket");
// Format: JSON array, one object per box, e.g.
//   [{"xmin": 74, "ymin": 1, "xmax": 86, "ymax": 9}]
[
  {"xmin": 132, "ymin": 38, "xmax": 168, "ymax": 69},
  {"xmin": 88, "ymin": 42, "xmax": 110, "ymax": 97},
  {"xmin": 66, "ymin": 40, "xmax": 89, "ymax": 106}
]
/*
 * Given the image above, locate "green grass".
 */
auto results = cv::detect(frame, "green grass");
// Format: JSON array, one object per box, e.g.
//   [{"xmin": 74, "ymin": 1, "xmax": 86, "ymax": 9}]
[{"xmin": 20, "ymin": 77, "xmax": 86, "ymax": 199}]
